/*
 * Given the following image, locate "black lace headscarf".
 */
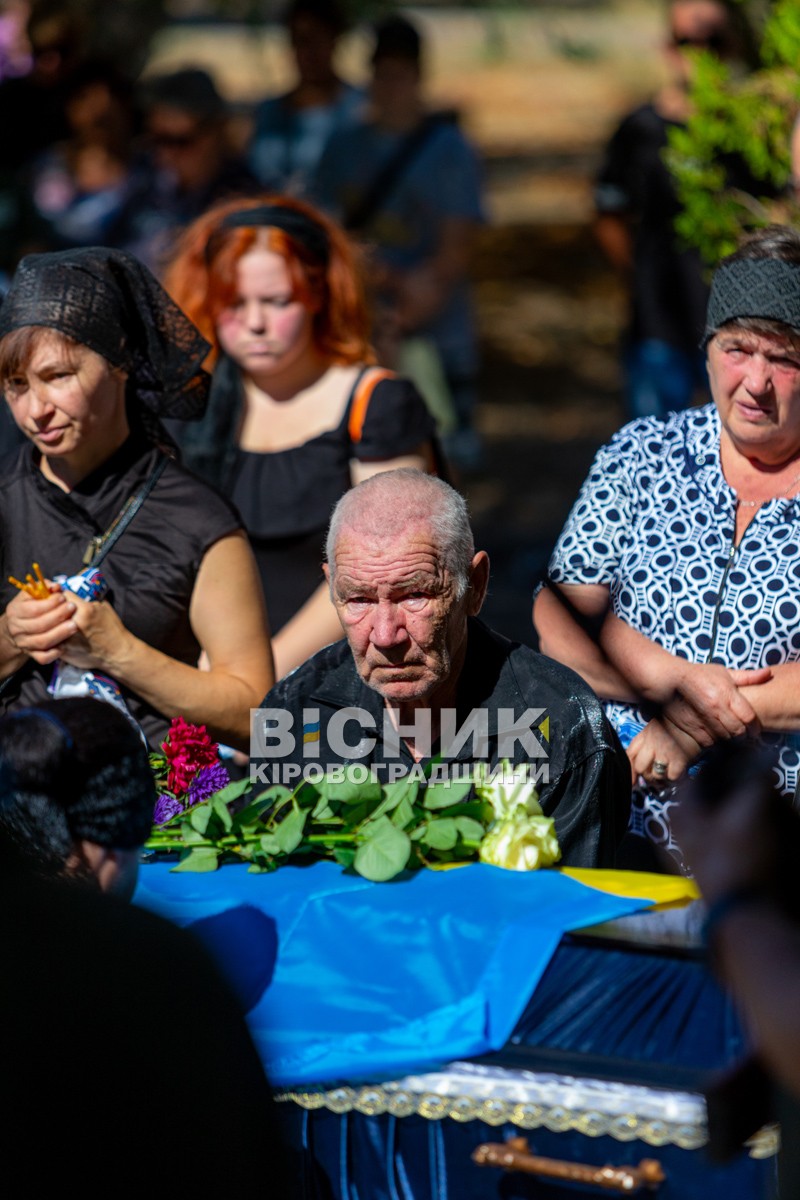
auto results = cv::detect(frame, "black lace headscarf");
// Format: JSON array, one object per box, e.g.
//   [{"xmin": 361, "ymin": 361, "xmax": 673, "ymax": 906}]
[{"xmin": 0, "ymin": 248, "xmax": 211, "ymax": 439}]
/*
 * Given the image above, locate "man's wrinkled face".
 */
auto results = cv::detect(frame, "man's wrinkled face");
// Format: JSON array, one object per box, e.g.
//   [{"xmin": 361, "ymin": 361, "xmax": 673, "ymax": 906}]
[{"xmin": 328, "ymin": 526, "xmax": 474, "ymax": 706}]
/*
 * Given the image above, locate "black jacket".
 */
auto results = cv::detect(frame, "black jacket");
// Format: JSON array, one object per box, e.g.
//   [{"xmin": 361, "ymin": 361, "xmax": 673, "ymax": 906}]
[{"xmin": 254, "ymin": 619, "xmax": 631, "ymax": 868}]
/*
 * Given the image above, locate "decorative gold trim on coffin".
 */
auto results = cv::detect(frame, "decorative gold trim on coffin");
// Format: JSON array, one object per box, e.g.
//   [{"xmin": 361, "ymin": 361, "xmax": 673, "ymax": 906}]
[{"xmin": 276, "ymin": 1086, "xmax": 778, "ymax": 1159}]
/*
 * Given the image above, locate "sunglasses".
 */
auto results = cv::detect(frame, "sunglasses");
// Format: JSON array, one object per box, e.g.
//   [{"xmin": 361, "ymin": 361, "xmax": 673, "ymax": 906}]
[{"xmin": 672, "ymin": 32, "xmax": 726, "ymax": 52}]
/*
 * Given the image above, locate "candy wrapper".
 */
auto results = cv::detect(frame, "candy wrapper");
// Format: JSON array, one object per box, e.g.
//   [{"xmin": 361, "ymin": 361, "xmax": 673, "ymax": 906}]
[{"xmin": 47, "ymin": 567, "xmax": 146, "ymax": 741}]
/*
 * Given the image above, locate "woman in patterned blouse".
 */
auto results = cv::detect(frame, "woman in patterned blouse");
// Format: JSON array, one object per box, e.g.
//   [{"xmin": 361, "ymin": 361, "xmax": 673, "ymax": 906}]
[{"xmin": 534, "ymin": 225, "xmax": 800, "ymax": 868}]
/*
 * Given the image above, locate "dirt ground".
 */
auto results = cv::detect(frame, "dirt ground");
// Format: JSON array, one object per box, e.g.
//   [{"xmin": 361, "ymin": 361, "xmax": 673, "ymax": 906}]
[
  {"xmin": 468, "ymin": 224, "xmax": 628, "ymax": 644},
  {"xmin": 149, "ymin": 1, "xmax": 665, "ymax": 644}
]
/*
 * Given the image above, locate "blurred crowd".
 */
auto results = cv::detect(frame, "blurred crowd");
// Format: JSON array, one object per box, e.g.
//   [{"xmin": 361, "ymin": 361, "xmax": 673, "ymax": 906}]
[{"xmin": 0, "ymin": 0, "xmax": 486, "ymax": 468}]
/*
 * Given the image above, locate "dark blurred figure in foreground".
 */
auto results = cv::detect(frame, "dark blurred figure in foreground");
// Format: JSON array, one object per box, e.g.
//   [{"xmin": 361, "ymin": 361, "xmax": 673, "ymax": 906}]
[
  {"xmin": 0, "ymin": 700, "xmax": 291, "ymax": 1191},
  {"xmin": 312, "ymin": 15, "xmax": 485, "ymax": 472},
  {"xmin": 249, "ymin": 0, "xmax": 364, "ymax": 196},
  {"xmin": 594, "ymin": 0, "xmax": 734, "ymax": 420},
  {"xmin": 0, "ymin": 699, "xmax": 153, "ymax": 897},
  {"xmin": 675, "ymin": 741, "xmax": 800, "ymax": 1193},
  {"xmin": 112, "ymin": 67, "xmax": 259, "ymax": 272}
]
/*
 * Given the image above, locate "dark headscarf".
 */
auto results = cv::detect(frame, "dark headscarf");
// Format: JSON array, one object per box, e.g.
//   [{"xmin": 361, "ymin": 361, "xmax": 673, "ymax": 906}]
[
  {"xmin": 0, "ymin": 247, "xmax": 211, "ymax": 423},
  {"xmin": 703, "ymin": 258, "xmax": 800, "ymax": 347},
  {"xmin": 212, "ymin": 203, "xmax": 330, "ymax": 265}
]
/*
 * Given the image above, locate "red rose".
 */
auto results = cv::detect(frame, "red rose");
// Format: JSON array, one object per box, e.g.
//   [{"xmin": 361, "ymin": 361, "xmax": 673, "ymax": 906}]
[{"xmin": 162, "ymin": 717, "xmax": 220, "ymax": 798}]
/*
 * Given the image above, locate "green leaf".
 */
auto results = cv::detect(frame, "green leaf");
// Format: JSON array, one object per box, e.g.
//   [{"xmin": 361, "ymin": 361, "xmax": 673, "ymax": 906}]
[
  {"xmin": 370, "ymin": 777, "xmax": 420, "ymax": 821},
  {"xmin": 274, "ymin": 804, "xmax": 308, "ymax": 854},
  {"xmin": 333, "ymin": 847, "xmax": 356, "ymax": 869},
  {"xmin": 260, "ymin": 834, "xmax": 281, "ymax": 855},
  {"xmin": 339, "ymin": 799, "xmax": 383, "ymax": 830},
  {"xmin": 455, "ymin": 816, "xmax": 486, "ymax": 842},
  {"xmin": 181, "ymin": 823, "xmax": 208, "ymax": 845},
  {"xmin": 237, "ymin": 787, "xmax": 289, "ymax": 825},
  {"xmin": 211, "ymin": 776, "xmax": 253, "ymax": 805},
  {"xmin": 390, "ymin": 794, "xmax": 417, "ymax": 830},
  {"xmin": 423, "ymin": 778, "xmax": 474, "ymax": 810},
  {"xmin": 311, "ymin": 794, "xmax": 336, "ymax": 820},
  {"xmin": 322, "ymin": 777, "xmax": 383, "ymax": 804},
  {"xmin": 173, "ymin": 846, "xmax": 219, "ymax": 873},
  {"xmin": 210, "ymin": 793, "xmax": 233, "ymax": 832},
  {"xmin": 439, "ymin": 799, "xmax": 491, "ymax": 822},
  {"xmin": 188, "ymin": 804, "xmax": 213, "ymax": 835},
  {"xmin": 294, "ymin": 778, "xmax": 324, "ymax": 807},
  {"xmin": 354, "ymin": 817, "xmax": 411, "ymax": 881},
  {"xmin": 424, "ymin": 818, "xmax": 458, "ymax": 851}
]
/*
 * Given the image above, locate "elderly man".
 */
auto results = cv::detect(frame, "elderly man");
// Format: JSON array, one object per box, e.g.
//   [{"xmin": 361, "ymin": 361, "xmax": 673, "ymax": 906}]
[{"xmin": 254, "ymin": 470, "xmax": 630, "ymax": 867}]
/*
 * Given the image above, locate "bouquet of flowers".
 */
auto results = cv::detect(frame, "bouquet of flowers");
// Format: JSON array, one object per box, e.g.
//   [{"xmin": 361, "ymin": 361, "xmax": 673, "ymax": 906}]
[{"xmin": 146, "ymin": 719, "xmax": 561, "ymax": 882}]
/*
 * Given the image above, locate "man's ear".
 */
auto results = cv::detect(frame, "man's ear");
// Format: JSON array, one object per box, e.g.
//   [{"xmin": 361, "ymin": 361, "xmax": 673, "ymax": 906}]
[{"xmin": 465, "ymin": 551, "xmax": 490, "ymax": 616}]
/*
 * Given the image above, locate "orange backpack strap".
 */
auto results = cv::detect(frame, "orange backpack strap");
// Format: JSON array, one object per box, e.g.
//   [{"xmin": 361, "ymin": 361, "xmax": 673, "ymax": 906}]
[{"xmin": 347, "ymin": 367, "xmax": 396, "ymax": 445}]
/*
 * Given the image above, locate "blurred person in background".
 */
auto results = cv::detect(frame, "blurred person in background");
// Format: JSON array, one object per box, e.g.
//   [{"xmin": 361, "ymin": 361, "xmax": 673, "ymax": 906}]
[
  {"xmin": 0, "ymin": 0, "xmax": 86, "ymax": 172},
  {"xmin": 0, "ymin": 0, "xmax": 31, "ymax": 83},
  {"xmin": 111, "ymin": 67, "xmax": 259, "ymax": 272},
  {"xmin": 312, "ymin": 14, "xmax": 485, "ymax": 473},
  {"xmin": 249, "ymin": 0, "xmax": 363, "ymax": 197},
  {"xmin": 165, "ymin": 195, "xmax": 439, "ymax": 679},
  {"xmin": 594, "ymin": 0, "xmax": 735, "ymax": 420},
  {"xmin": 27, "ymin": 59, "xmax": 140, "ymax": 250}
]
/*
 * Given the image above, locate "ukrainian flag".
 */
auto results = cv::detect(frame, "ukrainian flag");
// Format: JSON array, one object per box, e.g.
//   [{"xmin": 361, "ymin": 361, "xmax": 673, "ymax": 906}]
[{"xmin": 303, "ymin": 720, "xmax": 320, "ymax": 745}]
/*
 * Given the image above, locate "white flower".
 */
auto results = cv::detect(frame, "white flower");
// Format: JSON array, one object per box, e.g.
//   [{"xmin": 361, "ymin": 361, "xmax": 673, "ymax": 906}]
[
  {"xmin": 473, "ymin": 760, "xmax": 543, "ymax": 821},
  {"xmin": 479, "ymin": 813, "xmax": 561, "ymax": 872}
]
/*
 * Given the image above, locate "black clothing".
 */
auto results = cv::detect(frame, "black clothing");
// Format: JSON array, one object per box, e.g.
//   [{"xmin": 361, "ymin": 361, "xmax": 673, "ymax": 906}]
[
  {"xmin": 0, "ymin": 859, "xmax": 290, "ymax": 1191},
  {"xmin": 594, "ymin": 103, "xmax": 709, "ymax": 354},
  {"xmin": 0, "ymin": 76, "xmax": 71, "ymax": 173},
  {"xmin": 175, "ymin": 359, "xmax": 436, "ymax": 633},
  {"xmin": 0, "ymin": 435, "xmax": 240, "ymax": 747},
  {"xmin": 255, "ymin": 619, "xmax": 632, "ymax": 867}
]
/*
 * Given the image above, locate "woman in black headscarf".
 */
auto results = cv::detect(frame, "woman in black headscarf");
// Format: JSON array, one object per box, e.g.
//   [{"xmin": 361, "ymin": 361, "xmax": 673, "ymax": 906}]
[{"xmin": 0, "ymin": 247, "xmax": 273, "ymax": 750}]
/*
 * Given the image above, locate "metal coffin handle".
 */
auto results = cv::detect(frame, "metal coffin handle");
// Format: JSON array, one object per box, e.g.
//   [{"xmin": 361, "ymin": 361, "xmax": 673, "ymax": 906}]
[{"xmin": 472, "ymin": 1136, "xmax": 666, "ymax": 1193}]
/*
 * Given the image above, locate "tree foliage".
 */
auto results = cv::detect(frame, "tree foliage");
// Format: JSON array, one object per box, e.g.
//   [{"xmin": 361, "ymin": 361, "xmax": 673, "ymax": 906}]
[{"xmin": 666, "ymin": 0, "xmax": 800, "ymax": 266}]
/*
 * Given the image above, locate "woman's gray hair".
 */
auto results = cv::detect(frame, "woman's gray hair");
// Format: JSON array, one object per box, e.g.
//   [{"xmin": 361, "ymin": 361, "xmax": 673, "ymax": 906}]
[{"xmin": 326, "ymin": 469, "xmax": 475, "ymax": 598}]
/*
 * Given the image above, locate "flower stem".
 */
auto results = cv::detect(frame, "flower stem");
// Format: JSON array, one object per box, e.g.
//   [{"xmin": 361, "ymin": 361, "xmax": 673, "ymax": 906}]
[{"xmin": 306, "ymin": 833, "xmax": 355, "ymax": 845}]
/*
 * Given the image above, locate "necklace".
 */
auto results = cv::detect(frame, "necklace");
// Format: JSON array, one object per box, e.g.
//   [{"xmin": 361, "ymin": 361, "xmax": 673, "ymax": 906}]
[{"xmin": 736, "ymin": 468, "xmax": 800, "ymax": 508}]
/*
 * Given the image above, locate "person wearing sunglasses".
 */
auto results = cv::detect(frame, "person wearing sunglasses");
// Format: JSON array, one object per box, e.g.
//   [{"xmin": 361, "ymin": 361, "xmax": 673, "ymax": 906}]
[{"xmin": 109, "ymin": 68, "xmax": 259, "ymax": 271}]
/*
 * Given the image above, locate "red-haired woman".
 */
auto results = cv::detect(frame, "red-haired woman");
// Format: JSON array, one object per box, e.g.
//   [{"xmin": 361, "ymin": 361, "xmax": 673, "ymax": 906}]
[{"xmin": 164, "ymin": 196, "xmax": 437, "ymax": 678}]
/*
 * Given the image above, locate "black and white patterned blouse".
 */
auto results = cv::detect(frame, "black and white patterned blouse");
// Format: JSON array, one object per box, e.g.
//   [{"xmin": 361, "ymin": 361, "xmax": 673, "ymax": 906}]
[{"xmin": 549, "ymin": 403, "xmax": 800, "ymax": 855}]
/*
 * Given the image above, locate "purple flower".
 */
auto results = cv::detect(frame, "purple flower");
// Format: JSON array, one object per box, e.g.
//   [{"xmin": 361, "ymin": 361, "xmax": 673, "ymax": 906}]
[
  {"xmin": 186, "ymin": 761, "xmax": 230, "ymax": 807},
  {"xmin": 154, "ymin": 793, "xmax": 184, "ymax": 825}
]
